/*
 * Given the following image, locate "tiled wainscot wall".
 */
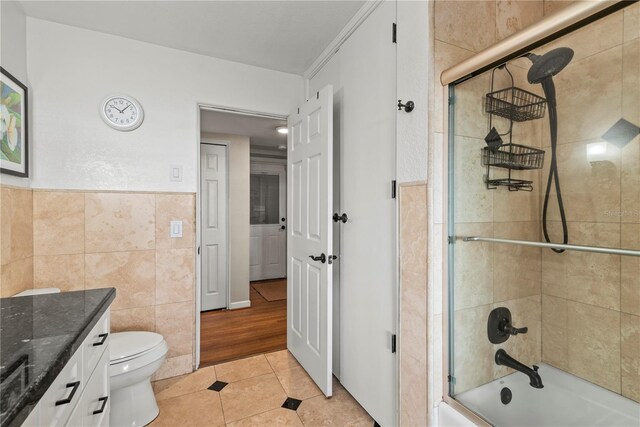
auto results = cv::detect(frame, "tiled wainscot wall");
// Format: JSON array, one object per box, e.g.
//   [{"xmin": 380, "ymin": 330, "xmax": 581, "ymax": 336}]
[{"xmin": 0, "ymin": 187, "xmax": 197, "ymax": 380}]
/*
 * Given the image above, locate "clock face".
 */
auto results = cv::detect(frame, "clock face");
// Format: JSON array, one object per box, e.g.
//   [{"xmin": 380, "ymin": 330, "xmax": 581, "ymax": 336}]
[{"xmin": 100, "ymin": 95, "xmax": 144, "ymax": 131}]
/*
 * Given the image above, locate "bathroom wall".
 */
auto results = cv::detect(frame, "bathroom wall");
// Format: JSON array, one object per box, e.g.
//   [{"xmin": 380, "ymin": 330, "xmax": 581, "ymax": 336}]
[
  {"xmin": 200, "ymin": 132, "xmax": 251, "ymax": 307},
  {"xmin": 429, "ymin": 0, "xmax": 546, "ymax": 405},
  {"xmin": 30, "ymin": 189, "xmax": 196, "ymax": 380},
  {"xmin": 0, "ymin": 186, "xmax": 33, "ymax": 297},
  {"xmin": 536, "ymin": 4, "xmax": 639, "ymax": 402}
]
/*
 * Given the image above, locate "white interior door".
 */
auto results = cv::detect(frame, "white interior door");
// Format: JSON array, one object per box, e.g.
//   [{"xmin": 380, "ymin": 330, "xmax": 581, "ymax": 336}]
[
  {"xmin": 200, "ymin": 143, "xmax": 228, "ymax": 311},
  {"xmin": 250, "ymin": 163, "xmax": 287, "ymax": 281},
  {"xmin": 287, "ymin": 85, "xmax": 333, "ymax": 396}
]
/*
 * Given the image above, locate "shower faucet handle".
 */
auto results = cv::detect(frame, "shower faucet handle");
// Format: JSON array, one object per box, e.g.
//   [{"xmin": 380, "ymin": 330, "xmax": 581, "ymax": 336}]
[{"xmin": 502, "ymin": 322, "xmax": 528, "ymax": 336}]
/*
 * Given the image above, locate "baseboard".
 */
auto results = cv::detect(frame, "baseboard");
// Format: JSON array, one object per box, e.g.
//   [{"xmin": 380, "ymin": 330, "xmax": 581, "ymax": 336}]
[{"xmin": 229, "ymin": 300, "xmax": 251, "ymax": 310}]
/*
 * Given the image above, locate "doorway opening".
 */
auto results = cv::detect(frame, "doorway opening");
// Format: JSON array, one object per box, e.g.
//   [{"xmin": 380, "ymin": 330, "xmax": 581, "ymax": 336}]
[{"xmin": 198, "ymin": 107, "xmax": 289, "ymax": 367}]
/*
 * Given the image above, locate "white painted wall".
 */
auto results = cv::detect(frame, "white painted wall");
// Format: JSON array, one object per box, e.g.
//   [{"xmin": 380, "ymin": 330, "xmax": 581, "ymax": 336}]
[
  {"xmin": 0, "ymin": 1, "xmax": 30, "ymax": 188},
  {"xmin": 26, "ymin": 18, "xmax": 303, "ymax": 192},
  {"xmin": 201, "ymin": 133, "xmax": 250, "ymax": 307}
]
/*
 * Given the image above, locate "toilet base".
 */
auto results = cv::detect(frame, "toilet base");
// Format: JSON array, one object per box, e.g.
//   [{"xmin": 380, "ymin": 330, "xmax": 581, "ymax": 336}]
[{"xmin": 110, "ymin": 378, "xmax": 159, "ymax": 427}]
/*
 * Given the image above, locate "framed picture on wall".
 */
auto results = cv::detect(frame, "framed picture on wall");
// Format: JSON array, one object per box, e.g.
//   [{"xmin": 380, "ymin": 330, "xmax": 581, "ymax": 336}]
[{"xmin": 0, "ymin": 67, "xmax": 28, "ymax": 177}]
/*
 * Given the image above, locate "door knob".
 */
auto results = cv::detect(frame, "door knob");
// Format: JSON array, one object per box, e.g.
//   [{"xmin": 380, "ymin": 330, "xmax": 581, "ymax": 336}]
[
  {"xmin": 309, "ymin": 254, "xmax": 326, "ymax": 263},
  {"xmin": 281, "ymin": 225, "xmax": 286, "ymax": 230},
  {"xmin": 397, "ymin": 100, "xmax": 415, "ymax": 113},
  {"xmin": 333, "ymin": 213, "xmax": 348, "ymax": 223}
]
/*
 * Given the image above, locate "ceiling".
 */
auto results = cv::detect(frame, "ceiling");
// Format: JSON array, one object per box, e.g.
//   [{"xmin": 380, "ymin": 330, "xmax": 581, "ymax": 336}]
[
  {"xmin": 18, "ymin": 0, "xmax": 365, "ymax": 75},
  {"xmin": 200, "ymin": 109, "xmax": 287, "ymax": 152}
]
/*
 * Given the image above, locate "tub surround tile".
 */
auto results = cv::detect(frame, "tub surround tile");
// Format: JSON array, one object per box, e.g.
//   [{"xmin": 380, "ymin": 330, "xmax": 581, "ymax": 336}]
[
  {"xmin": 33, "ymin": 191, "xmax": 84, "ymax": 255},
  {"xmin": 215, "ymin": 354, "xmax": 273, "ymax": 383},
  {"xmin": 33, "ymin": 254, "xmax": 84, "ymax": 292},
  {"xmin": 226, "ymin": 408, "xmax": 303, "ymax": 427},
  {"xmin": 622, "ymin": 39, "xmax": 640, "ymax": 126},
  {"xmin": 621, "ymin": 140, "xmax": 640, "ymax": 225},
  {"xmin": 155, "ymin": 248, "xmax": 194, "ymax": 305},
  {"xmin": 435, "ymin": 1, "xmax": 496, "ymax": 52},
  {"xmin": 567, "ymin": 301, "xmax": 621, "ymax": 393},
  {"xmin": 151, "ymin": 389, "xmax": 225, "ymax": 427},
  {"xmin": 623, "ymin": 1, "xmax": 639, "ymax": 43},
  {"xmin": 85, "ymin": 192, "xmax": 155, "ymax": 253},
  {"xmin": 85, "ymin": 250, "xmax": 156, "ymax": 310},
  {"xmin": 496, "ymin": 0, "xmax": 544, "ymax": 40},
  {"xmin": 111, "ymin": 306, "xmax": 156, "ymax": 333},
  {"xmin": 219, "ymin": 373, "xmax": 288, "ymax": 423},
  {"xmin": 542, "ymin": 294, "xmax": 568, "ymax": 370},
  {"xmin": 543, "ymin": 0, "xmax": 575, "ymax": 16},
  {"xmin": 453, "ymin": 305, "xmax": 494, "ymax": 393},
  {"xmin": 453, "ymin": 223, "xmax": 493, "ymax": 311},
  {"xmin": 156, "ymin": 301, "xmax": 193, "ymax": 358},
  {"xmin": 621, "ymin": 313, "xmax": 639, "ymax": 402},
  {"xmin": 621, "ymin": 224, "xmax": 640, "ymax": 316},
  {"xmin": 155, "ymin": 194, "xmax": 195, "ymax": 249}
]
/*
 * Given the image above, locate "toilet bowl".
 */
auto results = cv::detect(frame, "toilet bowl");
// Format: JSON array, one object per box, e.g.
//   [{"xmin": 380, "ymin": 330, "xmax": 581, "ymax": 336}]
[{"xmin": 109, "ymin": 331, "xmax": 168, "ymax": 427}]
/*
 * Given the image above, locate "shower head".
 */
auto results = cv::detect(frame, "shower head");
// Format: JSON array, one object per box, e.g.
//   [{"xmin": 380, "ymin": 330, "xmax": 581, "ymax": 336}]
[{"xmin": 525, "ymin": 47, "xmax": 574, "ymax": 84}]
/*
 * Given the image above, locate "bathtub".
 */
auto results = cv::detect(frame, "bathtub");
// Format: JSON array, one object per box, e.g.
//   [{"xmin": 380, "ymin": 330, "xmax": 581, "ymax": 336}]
[{"xmin": 455, "ymin": 363, "xmax": 640, "ymax": 426}]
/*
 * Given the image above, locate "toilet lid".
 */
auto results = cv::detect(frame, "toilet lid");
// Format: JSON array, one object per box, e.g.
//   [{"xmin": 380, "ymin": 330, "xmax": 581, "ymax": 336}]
[{"xmin": 110, "ymin": 331, "xmax": 164, "ymax": 362}]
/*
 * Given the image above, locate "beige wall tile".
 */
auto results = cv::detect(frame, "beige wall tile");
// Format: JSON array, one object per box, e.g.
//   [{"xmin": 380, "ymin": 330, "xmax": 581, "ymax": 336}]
[
  {"xmin": 154, "ymin": 354, "xmax": 194, "ymax": 381},
  {"xmin": 0, "ymin": 264, "xmax": 11, "ymax": 297},
  {"xmin": 621, "ymin": 223, "xmax": 640, "ymax": 316},
  {"xmin": 453, "ymin": 136, "xmax": 493, "ymax": 224},
  {"xmin": 453, "ymin": 304, "xmax": 493, "ymax": 393},
  {"xmin": 33, "ymin": 192, "xmax": 84, "ymax": 255},
  {"xmin": 567, "ymin": 301, "xmax": 621, "ymax": 393},
  {"xmin": 493, "ymin": 222, "xmax": 541, "ymax": 303},
  {"xmin": 435, "ymin": 1, "xmax": 496, "ymax": 52},
  {"xmin": 543, "ymin": 0, "xmax": 575, "ymax": 16},
  {"xmin": 155, "ymin": 194, "xmax": 195, "ymax": 249},
  {"xmin": 156, "ymin": 301, "xmax": 194, "ymax": 358},
  {"xmin": 1, "ymin": 188, "xmax": 13, "ymax": 266},
  {"xmin": 624, "ymin": 1, "xmax": 639, "ymax": 42},
  {"xmin": 542, "ymin": 294, "xmax": 568, "ymax": 370},
  {"xmin": 156, "ymin": 248, "xmax": 194, "ymax": 305},
  {"xmin": 621, "ymin": 313, "xmax": 639, "ymax": 402},
  {"xmin": 622, "ymin": 39, "xmax": 640, "ymax": 126},
  {"xmin": 454, "ymin": 223, "xmax": 493, "ymax": 310},
  {"xmin": 33, "ymin": 254, "xmax": 84, "ymax": 292},
  {"xmin": 496, "ymin": 1, "xmax": 544, "ymax": 40},
  {"xmin": 621, "ymin": 138, "xmax": 639, "ymax": 225},
  {"xmin": 111, "ymin": 306, "xmax": 156, "ymax": 332},
  {"xmin": 85, "ymin": 193, "xmax": 155, "ymax": 253},
  {"xmin": 453, "ymin": 74, "xmax": 491, "ymax": 140},
  {"xmin": 85, "ymin": 250, "xmax": 155, "ymax": 310},
  {"xmin": 433, "ymin": 42, "xmax": 474, "ymax": 134},
  {"xmin": 2, "ymin": 257, "xmax": 33, "ymax": 297},
  {"xmin": 10, "ymin": 188, "xmax": 33, "ymax": 262}
]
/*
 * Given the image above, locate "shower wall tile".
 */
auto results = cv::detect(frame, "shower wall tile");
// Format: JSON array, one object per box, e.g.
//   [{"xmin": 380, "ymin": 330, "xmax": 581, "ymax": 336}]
[
  {"xmin": 621, "ymin": 139, "xmax": 639, "ymax": 225},
  {"xmin": 453, "ymin": 223, "xmax": 494, "ymax": 311},
  {"xmin": 33, "ymin": 191, "xmax": 84, "ymax": 256},
  {"xmin": 495, "ymin": 1, "xmax": 544, "ymax": 40},
  {"xmin": 453, "ymin": 136, "xmax": 493, "ymax": 224},
  {"xmin": 85, "ymin": 250, "xmax": 156, "ymax": 310},
  {"xmin": 621, "ymin": 223, "xmax": 640, "ymax": 316},
  {"xmin": 33, "ymin": 254, "xmax": 84, "ymax": 292},
  {"xmin": 85, "ymin": 193, "xmax": 156, "ymax": 253},
  {"xmin": 541, "ymin": 294, "xmax": 568, "ymax": 370},
  {"xmin": 567, "ymin": 301, "xmax": 621, "ymax": 393},
  {"xmin": 453, "ymin": 304, "xmax": 494, "ymax": 393},
  {"xmin": 621, "ymin": 313, "xmax": 639, "ymax": 402},
  {"xmin": 542, "ymin": 0, "xmax": 575, "ymax": 16},
  {"xmin": 623, "ymin": 1, "xmax": 639, "ymax": 43},
  {"xmin": 493, "ymin": 295, "xmax": 542, "ymax": 379},
  {"xmin": 452, "ymin": 74, "xmax": 491, "ymax": 140},
  {"xmin": 552, "ymin": 46, "xmax": 623, "ymax": 145},
  {"xmin": 622, "ymin": 39, "xmax": 640, "ymax": 126},
  {"xmin": 434, "ymin": 1, "xmax": 496, "ymax": 52}
]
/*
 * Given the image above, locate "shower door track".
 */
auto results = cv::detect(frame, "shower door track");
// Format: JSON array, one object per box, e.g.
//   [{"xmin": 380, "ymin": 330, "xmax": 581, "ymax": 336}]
[{"xmin": 459, "ymin": 236, "xmax": 640, "ymax": 257}]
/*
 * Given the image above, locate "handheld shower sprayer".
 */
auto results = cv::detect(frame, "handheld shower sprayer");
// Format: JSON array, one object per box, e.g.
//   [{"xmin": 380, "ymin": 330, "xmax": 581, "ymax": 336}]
[{"xmin": 525, "ymin": 48, "xmax": 574, "ymax": 253}]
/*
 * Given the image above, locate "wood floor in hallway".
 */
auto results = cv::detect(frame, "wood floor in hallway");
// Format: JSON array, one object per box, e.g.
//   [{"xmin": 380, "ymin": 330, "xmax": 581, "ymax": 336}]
[{"xmin": 200, "ymin": 279, "xmax": 287, "ymax": 366}]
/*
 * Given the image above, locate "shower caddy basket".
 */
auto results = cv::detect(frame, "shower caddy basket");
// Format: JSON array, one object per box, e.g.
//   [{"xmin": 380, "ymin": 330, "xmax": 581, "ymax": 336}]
[{"xmin": 483, "ymin": 65, "xmax": 546, "ymax": 192}]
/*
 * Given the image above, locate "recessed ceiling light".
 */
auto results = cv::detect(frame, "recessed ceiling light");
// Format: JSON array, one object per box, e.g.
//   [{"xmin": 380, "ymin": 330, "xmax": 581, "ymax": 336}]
[
  {"xmin": 277, "ymin": 144, "xmax": 287, "ymax": 150},
  {"xmin": 276, "ymin": 126, "xmax": 288, "ymax": 134}
]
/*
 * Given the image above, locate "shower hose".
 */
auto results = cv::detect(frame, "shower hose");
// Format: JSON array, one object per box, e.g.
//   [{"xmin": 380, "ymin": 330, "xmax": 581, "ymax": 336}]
[{"xmin": 541, "ymin": 78, "xmax": 568, "ymax": 253}]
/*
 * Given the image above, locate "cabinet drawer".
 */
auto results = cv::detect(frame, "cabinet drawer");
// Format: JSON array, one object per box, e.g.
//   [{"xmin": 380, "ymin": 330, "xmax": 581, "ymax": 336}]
[
  {"xmin": 82, "ymin": 309, "xmax": 110, "ymax": 380},
  {"xmin": 66, "ymin": 348, "xmax": 110, "ymax": 427},
  {"xmin": 38, "ymin": 347, "xmax": 83, "ymax": 427}
]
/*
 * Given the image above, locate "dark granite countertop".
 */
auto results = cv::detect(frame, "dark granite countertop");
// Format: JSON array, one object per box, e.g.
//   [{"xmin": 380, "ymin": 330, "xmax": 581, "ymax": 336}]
[{"xmin": 0, "ymin": 288, "xmax": 116, "ymax": 427}]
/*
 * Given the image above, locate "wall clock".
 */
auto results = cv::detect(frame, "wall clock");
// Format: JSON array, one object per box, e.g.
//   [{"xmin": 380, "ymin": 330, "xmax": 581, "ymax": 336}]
[{"xmin": 100, "ymin": 95, "xmax": 144, "ymax": 131}]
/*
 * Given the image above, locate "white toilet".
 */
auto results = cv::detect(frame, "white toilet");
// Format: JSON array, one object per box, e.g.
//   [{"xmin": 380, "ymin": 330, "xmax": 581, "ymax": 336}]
[{"xmin": 109, "ymin": 331, "xmax": 168, "ymax": 427}]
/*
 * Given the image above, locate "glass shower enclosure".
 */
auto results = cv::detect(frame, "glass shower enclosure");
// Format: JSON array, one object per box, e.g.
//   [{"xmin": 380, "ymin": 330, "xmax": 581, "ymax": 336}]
[{"xmin": 446, "ymin": 3, "xmax": 639, "ymax": 426}]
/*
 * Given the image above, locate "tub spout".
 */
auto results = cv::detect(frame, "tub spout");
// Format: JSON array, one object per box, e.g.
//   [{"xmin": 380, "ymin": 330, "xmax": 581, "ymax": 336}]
[{"xmin": 495, "ymin": 349, "xmax": 544, "ymax": 389}]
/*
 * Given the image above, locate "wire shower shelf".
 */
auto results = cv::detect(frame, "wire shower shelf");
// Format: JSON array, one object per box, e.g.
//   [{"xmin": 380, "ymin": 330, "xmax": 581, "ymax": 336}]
[{"xmin": 485, "ymin": 87, "xmax": 547, "ymax": 122}]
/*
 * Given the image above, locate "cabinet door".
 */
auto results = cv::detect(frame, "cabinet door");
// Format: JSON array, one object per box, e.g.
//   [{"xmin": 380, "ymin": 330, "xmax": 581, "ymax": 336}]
[
  {"xmin": 83, "ymin": 310, "xmax": 110, "ymax": 380},
  {"xmin": 39, "ymin": 348, "xmax": 83, "ymax": 427},
  {"xmin": 81, "ymin": 348, "xmax": 110, "ymax": 427}
]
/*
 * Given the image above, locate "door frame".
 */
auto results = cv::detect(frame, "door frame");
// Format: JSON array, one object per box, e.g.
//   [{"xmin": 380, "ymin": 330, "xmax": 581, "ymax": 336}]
[{"xmin": 195, "ymin": 104, "xmax": 288, "ymax": 369}]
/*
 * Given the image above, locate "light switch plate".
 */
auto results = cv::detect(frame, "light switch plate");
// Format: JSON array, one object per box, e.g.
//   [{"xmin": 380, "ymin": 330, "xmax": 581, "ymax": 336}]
[
  {"xmin": 170, "ymin": 165, "xmax": 183, "ymax": 182},
  {"xmin": 170, "ymin": 220, "xmax": 183, "ymax": 238}
]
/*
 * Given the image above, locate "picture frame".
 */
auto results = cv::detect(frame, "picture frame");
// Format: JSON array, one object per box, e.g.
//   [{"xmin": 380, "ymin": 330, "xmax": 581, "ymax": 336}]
[{"xmin": 0, "ymin": 67, "xmax": 28, "ymax": 177}]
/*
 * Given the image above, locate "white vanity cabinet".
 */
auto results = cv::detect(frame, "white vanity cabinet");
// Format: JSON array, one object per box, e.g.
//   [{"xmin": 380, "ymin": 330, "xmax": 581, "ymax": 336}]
[{"xmin": 24, "ymin": 310, "xmax": 111, "ymax": 427}]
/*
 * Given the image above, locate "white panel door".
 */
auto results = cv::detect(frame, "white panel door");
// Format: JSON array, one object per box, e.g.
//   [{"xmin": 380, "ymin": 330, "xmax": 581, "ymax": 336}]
[
  {"xmin": 287, "ymin": 85, "xmax": 333, "ymax": 396},
  {"xmin": 250, "ymin": 163, "xmax": 287, "ymax": 281},
  {"xmin": 200, "ymin": 144, "xmax": 228, "ymax": 311}
]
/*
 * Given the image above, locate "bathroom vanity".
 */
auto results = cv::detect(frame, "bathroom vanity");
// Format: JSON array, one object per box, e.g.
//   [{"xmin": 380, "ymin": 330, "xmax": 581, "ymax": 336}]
[{"xmin": 0, "ymin": 288, "xmax": 115, "ymax": 427}]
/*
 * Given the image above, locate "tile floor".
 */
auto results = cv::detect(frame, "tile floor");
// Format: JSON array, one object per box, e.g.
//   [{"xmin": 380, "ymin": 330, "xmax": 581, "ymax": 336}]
[{"xmin": 150, "ymin": 350, "xmax": 374, "ymax": 426}]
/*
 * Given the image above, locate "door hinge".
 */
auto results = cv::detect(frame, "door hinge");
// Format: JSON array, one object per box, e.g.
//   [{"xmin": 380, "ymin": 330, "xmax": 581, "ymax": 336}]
[
  {"xmin": 448, "ymin": 374, "xmax": 453, "ymax": 383},
  {"xmin": 391, "ymin": 334, "xmax": 397, "ymax": 353},
  {"xmin": 197, "ymin": 246, "xmax": 201, "ymax": 255},
  {"xmin": 448, "ymin": 236, "xmax": 455, "ymax": 244},
  {"xmin": 392, "ymin": 23, "xmax": 397, "ymax": 43},
  {"xmin": 391, "ymin": 180, "xmax": 397, "ymax": 199}
]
